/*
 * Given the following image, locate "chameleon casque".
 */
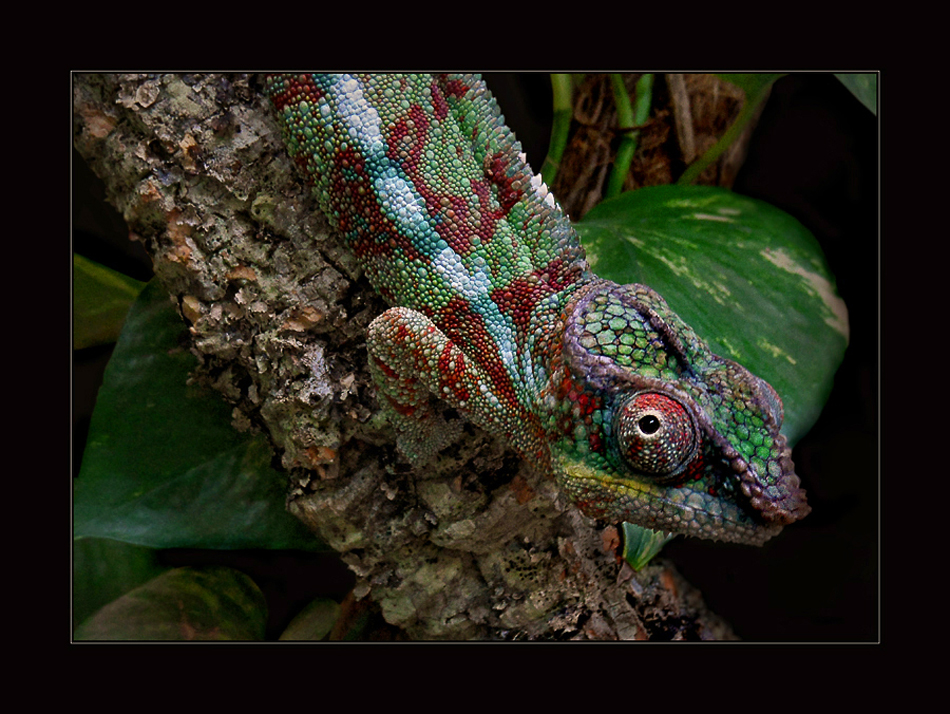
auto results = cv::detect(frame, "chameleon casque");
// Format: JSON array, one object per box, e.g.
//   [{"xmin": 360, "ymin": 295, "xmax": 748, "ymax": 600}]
[{"xmin": 264, "ymin": 73, "xmax": 810, "ymax": 551}]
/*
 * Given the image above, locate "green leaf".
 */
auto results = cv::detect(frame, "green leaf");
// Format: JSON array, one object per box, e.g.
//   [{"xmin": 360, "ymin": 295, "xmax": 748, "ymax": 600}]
[
  {"xmin": 716, "ymin": 73, "xmax": 784, "ymax": 98},
  {"xmin": 74, "ymin": 279, "xmax": 323, "ymax": 550},
  {"xmin": 834, "ymin": 73, "xmax": 877, "ymax": 114},
  {"xmin": 73, "ymin": 254, "xmax": 147, "ymax": 349},
  {"xmin": 575, "ymin": 185, "xmax": 848, "ymax": 445},
  {"xmin": 72, "ymin": 538, "xmax": 167, "ymax": 631},
  {"xmin": 279, "ymin": 597, "xmax": 341, "ymax": 641},
  {"xmin": 620, "ymin": 523, "xmax": 674, "ymax": 570},
  {"xmin": 74, "ymin": 566, "xmax": 267, "ymax": 641}
]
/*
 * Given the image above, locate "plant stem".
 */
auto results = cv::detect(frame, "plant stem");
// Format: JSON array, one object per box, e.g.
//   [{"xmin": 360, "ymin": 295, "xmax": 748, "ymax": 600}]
[
  {"xmin": 540, "ymin": 74, "xmax": 574, "ymax": 189},
  {"xmin": 676, "ymin": 74, "xmax": 781, "ymax": 186},
  {"xmin": 605, "ymin": 73, "xmax": 653, "ymax": 199}
]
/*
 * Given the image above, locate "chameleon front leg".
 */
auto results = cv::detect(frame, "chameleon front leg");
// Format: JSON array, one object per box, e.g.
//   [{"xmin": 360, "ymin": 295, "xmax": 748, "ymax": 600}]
[{"xmin": 366, "ymin": 307, "xmax": 514, "ymax": 465}]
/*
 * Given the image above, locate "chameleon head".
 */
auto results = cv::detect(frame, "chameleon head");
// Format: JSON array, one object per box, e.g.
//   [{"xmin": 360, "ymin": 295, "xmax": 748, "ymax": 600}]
[{"xmin": 550, "ymin": 280, "xmax": 810, "ymax": 545}]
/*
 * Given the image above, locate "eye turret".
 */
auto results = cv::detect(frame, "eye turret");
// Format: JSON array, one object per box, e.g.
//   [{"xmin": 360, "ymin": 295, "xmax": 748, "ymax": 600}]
[{"xmin": 616, "ymin": 392, "xmax": 698, "ymax": 480}]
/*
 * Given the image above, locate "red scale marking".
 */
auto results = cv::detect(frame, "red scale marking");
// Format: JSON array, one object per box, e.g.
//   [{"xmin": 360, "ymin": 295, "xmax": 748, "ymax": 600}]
[
  {"xmin": 385, "ymin": 394, "xmax": 418, "ymax": 418},
  {"xmin": 391, "ymin": 319, "xmax": 413, "ymax": 344},
  {"xmin": 429, "ymin": 78, "xmax": 451, "ymax": 121},
  {"xmin": 686, "ymin": 455, "xmax": 705, "ymax": 481},
  {"xmin": 575, "ymin": 498, "xmax": 608, "ymax": 520},
  {"xmin": 386, "ymin": 106, "xmax": 481, "ymax": 258},
  {"xmin": 441, "ymin": 78, "xmax": 472, "ymax": 102},
  {"xmin": 437, "ymin": 344, "xmax": 471, "ymax": 403},
  {"xmin": 429, "ymin": 298, "xmax": 522, "ymax": 411},
  {"xmin": 469, "ymin": 179, "xmax": 505, "ymax": 242},
  {"xmin": 490, "ymin": 258, "xmax": 572, "ymax": 334},
  {"xmin": 387, "ymin": 105, "xmax": 429, "ymax": 169},
  {"xmin": 403, "ymin": 83, "xmax": 526, "ymax": 258},
  {"xmin": 293, "ymin": 153, "xmax": 312, "ymax": 173},
  {"xmin": 432, "ymin": 194, "xmax": 480, "ymax": 255},
  {"xmin": 485, "ymin": 152, "xmax": 524, "ymax": 213},
  {"xmin": 576, "ymin": 392, "xmax": 590, "ymax": 412},
  {"xmin": 268, "ymin": 74, "xmax": 324, "ymax": 112},
  {"xmin": 325, "ymin": 147, "xmax": 425, "ymax": 265},
  {"xmin": 588, "ymin": 432, "xmax": 603, "ymax": 454},
  {"xmin": 372, "ymin": 356, "xmax": 400, "ymax": 380}
]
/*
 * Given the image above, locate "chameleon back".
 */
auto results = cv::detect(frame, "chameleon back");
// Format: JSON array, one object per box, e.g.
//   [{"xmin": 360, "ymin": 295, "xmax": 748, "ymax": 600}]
[{"xmin": 266, "ymin": 74, "xmax": 589, "ymax": 408}]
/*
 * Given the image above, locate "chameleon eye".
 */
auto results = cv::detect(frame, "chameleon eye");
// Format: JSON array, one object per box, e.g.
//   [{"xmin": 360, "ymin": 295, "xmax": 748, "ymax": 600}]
[{"xmin": 616, "ymin": 392, "xmax": 698, "ymax": 477}]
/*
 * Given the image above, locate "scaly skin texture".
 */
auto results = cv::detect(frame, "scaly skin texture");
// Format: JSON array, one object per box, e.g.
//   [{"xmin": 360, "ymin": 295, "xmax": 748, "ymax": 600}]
[{"xmin": 264, "ymin": 73, "xmax": 810, "ymax": 546}]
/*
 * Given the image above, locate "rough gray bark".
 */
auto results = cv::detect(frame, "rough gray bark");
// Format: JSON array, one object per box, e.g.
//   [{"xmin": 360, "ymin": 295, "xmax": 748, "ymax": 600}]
[{"xmin": 73, "ymin": 72, "xmax": 738, "ymax": 640}]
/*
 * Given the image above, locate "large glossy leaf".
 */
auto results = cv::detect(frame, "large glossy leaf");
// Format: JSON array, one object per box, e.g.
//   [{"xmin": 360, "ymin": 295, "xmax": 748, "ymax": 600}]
[
  {"xmin": 279, "ymin": 597, "xmax": 340, "ymax": 641},
  {"xmin": 716, "ymin": 73, "xmax": 784, "ymax": 98},
  {"xmin": 835, "ymin": 73, "xmax": 877, "ymax": 115},
  {"xmin": 74, "ymin": 566, "xmax": 266, "ymax": 641},
  {"xmin": 73, "ymin": 254, "xmax": 146, "ymax": 349},
  {"xmin": 72, "ymin": 538, "xmax": 167, "ymax": 631},
  {"xmin": 575, "ymin": 185, "xmax": 848, "ymax": 445},
  {"xmin": 74, "ymin": 279, "xmax": 323, "ymax": 550}
]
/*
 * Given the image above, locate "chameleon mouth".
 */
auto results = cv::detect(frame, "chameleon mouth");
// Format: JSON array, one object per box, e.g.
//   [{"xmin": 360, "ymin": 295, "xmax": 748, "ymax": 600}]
[{"xmin": 552, "ymin": 449, "xmax": 784, "ymax": 546}]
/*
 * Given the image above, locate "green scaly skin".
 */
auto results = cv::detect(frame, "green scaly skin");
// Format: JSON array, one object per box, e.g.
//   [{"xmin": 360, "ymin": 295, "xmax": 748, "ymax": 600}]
[{"xmin": 264, "ymin": 73, "xmax": 810, "ymax": 548}]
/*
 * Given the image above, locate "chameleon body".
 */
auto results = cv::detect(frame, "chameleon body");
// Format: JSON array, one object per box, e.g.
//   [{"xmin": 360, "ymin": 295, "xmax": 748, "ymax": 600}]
[{"xmin": 264, "ymin": 73, "xmax": 810, "ymax": 546}]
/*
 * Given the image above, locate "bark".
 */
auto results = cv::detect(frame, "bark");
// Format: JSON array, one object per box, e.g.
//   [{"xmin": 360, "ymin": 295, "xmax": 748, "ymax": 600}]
[{"xmin": 73, "ymin": 72, "xmax": 738, "ymax": 640}]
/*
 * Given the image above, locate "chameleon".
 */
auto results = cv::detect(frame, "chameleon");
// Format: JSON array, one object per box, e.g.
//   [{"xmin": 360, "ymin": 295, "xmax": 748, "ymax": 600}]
[{"xmin": 263, "ymin": 73, "xmax": 810, "ymax": 551}]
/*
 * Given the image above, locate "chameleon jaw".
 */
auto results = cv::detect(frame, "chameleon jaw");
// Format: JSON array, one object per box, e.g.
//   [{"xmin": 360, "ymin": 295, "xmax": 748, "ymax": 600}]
[{"xmin": 552, "ymin": 448, "xmax": 784, "ymax": 546}]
